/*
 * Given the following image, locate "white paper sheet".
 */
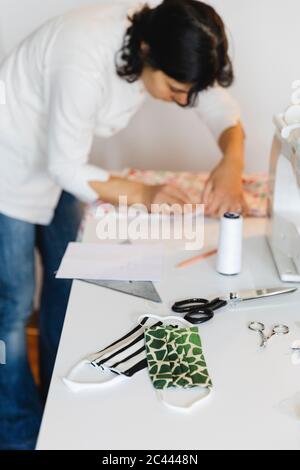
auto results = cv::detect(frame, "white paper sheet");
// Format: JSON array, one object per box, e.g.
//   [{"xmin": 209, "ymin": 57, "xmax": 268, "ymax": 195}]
[{"xmin": 56, "ymin": 243, "xmax": 163, "ymax": 281}]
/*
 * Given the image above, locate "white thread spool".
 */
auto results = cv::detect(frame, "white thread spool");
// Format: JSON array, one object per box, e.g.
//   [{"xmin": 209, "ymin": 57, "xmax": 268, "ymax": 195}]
[{"xmin": 216, "ymin": 212, "xmax": 243, "ymax": 276}]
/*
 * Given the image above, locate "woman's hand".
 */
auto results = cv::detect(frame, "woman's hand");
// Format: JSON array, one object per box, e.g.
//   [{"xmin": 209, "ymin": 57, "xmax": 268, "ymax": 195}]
[
  {"xmin": 89, "ymin": 176, "xmax": 192, "ymax": 211},
  {"xmin": 89, "ymin": 176, "xmax": 145, "ymax": 206},
  {"xmin": 142, "ymin": 183, "xmax": 193, "ymax": 213},
  {"xmin": 202, "ymin": 160, "xmax": 248, "ymax": 218}
]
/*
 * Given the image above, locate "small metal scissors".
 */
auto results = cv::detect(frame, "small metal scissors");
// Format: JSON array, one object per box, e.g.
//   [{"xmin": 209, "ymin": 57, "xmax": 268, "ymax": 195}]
[
  {"xmin": 248, "ymin": 322, "xmax": 290, "ymax": 348},
  {"xmin": 172, "ymin": 287, "xmax": 297, "ymax": 325}
]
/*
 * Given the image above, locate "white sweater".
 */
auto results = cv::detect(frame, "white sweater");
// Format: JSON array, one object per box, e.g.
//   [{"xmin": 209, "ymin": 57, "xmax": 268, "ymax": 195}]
[{"xmin": 0, "ymin": 1, "xmax": 240, "ymax": 225}]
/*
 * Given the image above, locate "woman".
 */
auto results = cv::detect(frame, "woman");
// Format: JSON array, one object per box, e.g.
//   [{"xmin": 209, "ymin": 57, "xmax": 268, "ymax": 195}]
[{"xmin": 0, "ymin": 0, "xmax": 245, "ymax": 449}]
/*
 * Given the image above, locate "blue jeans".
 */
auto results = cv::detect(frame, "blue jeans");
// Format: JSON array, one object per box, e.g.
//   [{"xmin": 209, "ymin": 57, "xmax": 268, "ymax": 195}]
[{"xmin": 0, "ymin": 192, "xmax": 82, "ymax": 450}]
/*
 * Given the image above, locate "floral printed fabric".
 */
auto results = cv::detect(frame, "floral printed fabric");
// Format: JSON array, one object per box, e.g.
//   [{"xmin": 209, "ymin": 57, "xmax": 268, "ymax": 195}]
[
  {"xmin": 78, "ymin": 170, "xmax": 269, "ymax": 240},
  {"xmin": 85, "ymin": 169, "xmax": 269, "ymax": 218},
  {"xmin": 124, "ymin": 169, "xmax": 269, "ymax": 218}
]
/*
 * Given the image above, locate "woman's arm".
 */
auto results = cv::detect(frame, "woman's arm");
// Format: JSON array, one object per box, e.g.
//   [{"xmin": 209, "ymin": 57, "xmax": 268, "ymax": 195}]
[
  {"xmin": 219, "ymin": 121, "xmax": 245, "ymax": 173},
  {"xmin": 194, "ymin": 86, "xmax": 248, "ymax": 217},
  {"xmin": 89, "ymin": 176, "xmax": 193, "ymax": 211},
  {"xmin": 203, "ymin": 122, "xmax": 248, "ymax": 217}
]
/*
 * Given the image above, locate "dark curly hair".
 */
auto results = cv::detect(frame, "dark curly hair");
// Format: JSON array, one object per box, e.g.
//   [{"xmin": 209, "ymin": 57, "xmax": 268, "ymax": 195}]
[{"xmin": 116, "ymin": 0, "xmax": 234, "ymax": 107}]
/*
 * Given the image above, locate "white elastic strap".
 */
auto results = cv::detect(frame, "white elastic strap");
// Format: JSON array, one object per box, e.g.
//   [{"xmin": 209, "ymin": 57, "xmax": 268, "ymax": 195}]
[
  {"xmin": 137, "ymin": 314, "xmax": 193, "ymax": 328},
  {"xmin": 156, "ymin": 387, "xmax": 212, "ymax": 412},
  {"xmin": 62, "ymin": 359, "xmax": 126, "ymax": 393}
]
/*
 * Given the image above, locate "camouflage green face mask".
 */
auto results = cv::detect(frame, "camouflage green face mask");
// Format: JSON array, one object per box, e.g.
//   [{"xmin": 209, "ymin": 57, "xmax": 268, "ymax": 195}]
[{"xmin": 145, "ymin": 325, "xmax": 212, "ymax": 408}]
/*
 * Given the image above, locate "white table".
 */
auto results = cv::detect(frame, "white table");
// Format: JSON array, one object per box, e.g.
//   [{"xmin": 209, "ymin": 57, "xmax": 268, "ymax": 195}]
[{"xmin": 37, "ymin": 218, "xmax": 300, "ymax": 450}]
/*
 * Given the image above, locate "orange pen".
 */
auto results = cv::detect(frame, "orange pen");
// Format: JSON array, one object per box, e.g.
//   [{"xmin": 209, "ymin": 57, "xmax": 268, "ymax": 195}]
[{"xmin": 176, "ymin": 248, "xmax": 218, "ymax": 269}]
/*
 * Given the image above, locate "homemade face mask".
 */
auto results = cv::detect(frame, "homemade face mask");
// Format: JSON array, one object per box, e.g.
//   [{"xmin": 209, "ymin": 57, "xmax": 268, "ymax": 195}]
[
  {"xmin": 63, "ymin": 315, "xmax": 212, "ymax": 410},
  {"xmin": 63, "ymin": 316, "xmax": 162, "ymax": 392},
  {"xmin": 145, "ymin": 325, "xmax": 212, "ymax": 410},
  {"xmin": 145, "ymin": 325, "xmax": 212, "ymax": 390}
]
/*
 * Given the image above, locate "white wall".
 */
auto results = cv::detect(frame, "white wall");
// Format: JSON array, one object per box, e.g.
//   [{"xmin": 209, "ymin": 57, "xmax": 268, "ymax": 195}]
[{"xmin": 1, "ymin": 0, "xmax": 299, "ymax": 173}]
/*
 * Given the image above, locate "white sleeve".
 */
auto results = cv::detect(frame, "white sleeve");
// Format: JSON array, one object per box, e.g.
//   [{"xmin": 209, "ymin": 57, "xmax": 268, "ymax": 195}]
[
  {"xmin": 46, "ymin": 66, "xmax": 110, "ymax": 203},
  {"xmin": 194, "ymin": 85, "xmax": 241, "ymax": 142}
]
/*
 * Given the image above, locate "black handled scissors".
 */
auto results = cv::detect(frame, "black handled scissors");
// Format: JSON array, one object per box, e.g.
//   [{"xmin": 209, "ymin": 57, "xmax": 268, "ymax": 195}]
[
  {"xmin": 171, "ymin": 297, "xmax": 227, "ymax": 324},
  {"xmin": 171, "ymin": 287, "xmax": 298, "ymax": 325}
]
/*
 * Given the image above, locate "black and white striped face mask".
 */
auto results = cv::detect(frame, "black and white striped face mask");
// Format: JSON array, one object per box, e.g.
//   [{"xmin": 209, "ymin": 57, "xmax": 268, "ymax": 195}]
[
  {"xmin": 89, "ymin": 317, "xmax": 162, "ymax": 377},
  {"xmin": 63, "ymin": 316, "xmax": 163, "ymax": 392}
]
